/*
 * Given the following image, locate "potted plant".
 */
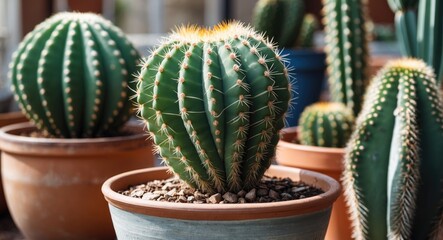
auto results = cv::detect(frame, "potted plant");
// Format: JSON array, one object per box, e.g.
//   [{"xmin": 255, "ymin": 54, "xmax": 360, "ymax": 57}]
[
  {"xmin": 343, "ymin": 58, "xmax": 443, "ymax": 239},
  {"xmin": 252, "ymin": 0, "xmax": 325, "ymax": 126},
  {"xmin": 0, "ymin": 12, "xmax": 154, "ymax": 240},
  {"xmin": 102, "ymin": 22, "xmax": 341, "ymax": 239},
  {"xmin": 276, "ymin": 102, "xmax": 354, "ymax": 240}
]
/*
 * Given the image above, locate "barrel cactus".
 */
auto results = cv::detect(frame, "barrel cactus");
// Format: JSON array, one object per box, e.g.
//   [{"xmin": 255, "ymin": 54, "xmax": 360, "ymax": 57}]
[
  {"xmin": 322, "ymin": 0, "xmax": 369, "ymax": 116},
  {"xmin": 252, "ymin": 0, "xmax": 306, "ymax": 48},
  {"xmin": 136, "ymin": 22, "xmax": 291, "ymax": 193},
  {"xmin": 8, "ymin": 12, "xmax": 140, "ymax": 138},
  {"xmin": 343, "ymin": 58, "xmax": 443, "ymax": 239},
  {"xmin": 298, "ymin": 102, "xmax": 354, "ymax": 148}
]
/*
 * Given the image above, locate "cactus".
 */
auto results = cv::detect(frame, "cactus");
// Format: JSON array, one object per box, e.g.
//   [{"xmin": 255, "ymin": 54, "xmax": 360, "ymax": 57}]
[
  {"xmin": 388, "ymin": 0, "xmax": 443, "ymax": 83},
  {"xmin": 322, "ymin": 0, "xmax": 369, "ymax": 116},
  {"xmin": 136, "ymin": 22, "xmax": 291, "ymax": 193},
  {"xmin": 342, "ymin": 58, "xmax": 443, "ymax": 240},
  {"xmin": 298, "ymin": 102, "xmax": 354, "ymax": 148},
  {"xmin": 8, "ymin": 12, "xmax": 140, "ymax": 138},
  {"xmin": 252, "ymin": 0, "xmax": 305, "ymax": 48},
  {"xmin": 297, "ymin": 14, "xmax": 319, "ymax": 49}
]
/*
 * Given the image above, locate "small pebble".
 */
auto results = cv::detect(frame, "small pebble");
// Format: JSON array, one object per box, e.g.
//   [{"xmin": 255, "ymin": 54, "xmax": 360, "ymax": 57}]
[
  {"xmin": 245, "ymin": 188, "xmax": 257, "ymax": 202},
  {"xmin": 222, "ymin": 192, "xmax": 238, "ymax": 203},
  {"xmin": 208, "ymin": 193, "xmax": 222, "ymax": 204}
]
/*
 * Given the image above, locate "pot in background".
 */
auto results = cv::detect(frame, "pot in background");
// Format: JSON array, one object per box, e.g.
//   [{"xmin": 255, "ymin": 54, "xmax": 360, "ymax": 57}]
[
  {"xmin": 0, "ymin": 121, "xmax": 154, "ymax": 240},
  {"xmin": 276, "ymin": 127, "xmax": 351, "ymax": 240}
]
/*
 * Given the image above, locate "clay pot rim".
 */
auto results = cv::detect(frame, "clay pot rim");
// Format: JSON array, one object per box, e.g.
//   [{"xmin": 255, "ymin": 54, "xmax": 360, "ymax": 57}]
[
  {"xmin": 102, "ymin": 165, "xmax": 341, "ymax": 221},
  {"xmin": 0, "ymin": 121, "xmax": 151, "ymax": 156},
  {"xmin": 280, "ymin": 127, "xmax": 345, "ymax": 154},
  {"xmin": 0, "ymin": 121, "xmax": 147, "ymax": 144}
]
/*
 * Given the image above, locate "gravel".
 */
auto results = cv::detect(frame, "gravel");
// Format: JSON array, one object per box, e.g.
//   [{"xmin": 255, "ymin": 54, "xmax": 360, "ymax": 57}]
[{"xmin": 120, "ymin": 175, "xmax": 324, "ymax": 204}]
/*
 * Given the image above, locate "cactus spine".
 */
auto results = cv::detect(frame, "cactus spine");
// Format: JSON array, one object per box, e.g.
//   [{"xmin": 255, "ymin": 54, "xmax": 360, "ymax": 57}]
[
  {"xmin": 343, "ymin": 58, "xmax": 443, "ymax": 240},
  {"xmin": 137, "ymin": 22, "xmax": 291, "ymax": 193},
  {"xmin": 8, "ymin": 12, "xmax": 140, "ymax": 138},
  {"xmin": 388, "ymin": 0, "xmax": 443, "ymax": 84},
  {"xmin": 322, "ymin": 0, "xmax": 369, "ymax": 116},
  {"xmin": 252, "ymin": 0, "xmax": 305, "ymax": 48},
  {"xmin": 298, "ymin": 102, "xmax": 354, "ymax": 148}
]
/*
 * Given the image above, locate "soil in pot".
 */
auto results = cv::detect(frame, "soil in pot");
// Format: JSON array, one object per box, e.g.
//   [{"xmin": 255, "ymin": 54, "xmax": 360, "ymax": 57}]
[{"xmin": 120, "ymin": 175, "xmax": 324, "ymax": 204}]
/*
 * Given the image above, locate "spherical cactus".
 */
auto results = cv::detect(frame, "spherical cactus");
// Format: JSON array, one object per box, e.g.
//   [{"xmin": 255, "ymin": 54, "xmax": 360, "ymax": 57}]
[
  {"xmin": 298, "ymin": 102, "xmax": 354, "ymax": 148},
  {"xmin": 252, "ymin": 0, "xmax": 305, "ymax": 48},
  {"xmin": 343, "ymin": 58, "xmax": 443, "ymax": 240},
  {"xmin": 8, "ymin": 12, "xmax": 140, "ymax": 138},
  {"xmin": 136, "ymin": 22, "xmax": 291, "ymax": 193}
]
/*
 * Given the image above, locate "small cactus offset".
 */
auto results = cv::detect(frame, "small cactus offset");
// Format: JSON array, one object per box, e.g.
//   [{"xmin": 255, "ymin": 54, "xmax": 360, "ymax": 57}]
[
  {"xmin": 342, "ymin": 58, "xmax": 443, "ymax": 240},
  {"xmin": 136, "ymin": 22, "xmax": 291, "ymax": 193},
  {"xmin": 322, "ymin": 0, "xmax": 369, "ymax": 116},
  {"xmin": 296, "ymin": 14, "xmax": 319, "ymax": 49},
  {"xmin": 252, "ymin": 0, "xmax": 305, "ymax": 48},
  {"xmin": 8, "ymin": 12, "xmax": 140, "ymax": 138},
  {"xmin": 298, "ymin": 102, "xmax": 354, "ymax": 148}
]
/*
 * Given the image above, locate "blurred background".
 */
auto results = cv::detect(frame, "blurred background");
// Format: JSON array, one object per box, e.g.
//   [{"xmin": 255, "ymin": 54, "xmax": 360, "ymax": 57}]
[{"xmin": 0, "ymin": 0, "xmax": 397, "ymax": 84}]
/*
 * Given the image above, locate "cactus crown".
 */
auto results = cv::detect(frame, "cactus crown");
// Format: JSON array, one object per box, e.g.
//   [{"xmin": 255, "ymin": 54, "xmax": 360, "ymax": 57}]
[
  {"xmin": 136, "ymin": 22, "xmax": 291, "ymax": 193},
  {"xmin": 322, "ymin": 0, "xmax": 369, "ymax": 116},
  {"xmin": 298, "ymin": 102, "xmax": 354, "ymax": 148},
  {"xmin": 252, "ymin": 0, "xmax": 314, "ymax": 48},
  {"xmin": 8, "ymin": 12, "xmax": 140, "ymax": 138},
  {"xmin": 343, "ymin": 58, "xmax": 443, "ymax": 240}
]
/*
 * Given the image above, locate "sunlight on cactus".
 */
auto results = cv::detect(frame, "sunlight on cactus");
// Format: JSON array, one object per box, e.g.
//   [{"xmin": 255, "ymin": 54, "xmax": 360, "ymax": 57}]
[
  {"xmin": 8, "ymin": 12, "xmax": 140, "ymax": 138},
  {"xmin": 136, "ymin": 22, "xmax": 291, "ymax": 193}
]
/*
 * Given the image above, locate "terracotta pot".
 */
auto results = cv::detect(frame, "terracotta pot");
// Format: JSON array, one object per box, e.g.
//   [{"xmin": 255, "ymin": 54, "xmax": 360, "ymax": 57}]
[
  {"xmin": 102, "ymin": 165, "xmax": 340, "ymax": 239},
  {"xmin": 276, "ymin": 127, "xmax": 351, "ymax": 240},
  {"xmin": 0, "ymin": 112, "xmax": 27, "ymax": 213},
  {"xmin": 0, "ymin": 121, "xmax": 154, "ymax": 240}
]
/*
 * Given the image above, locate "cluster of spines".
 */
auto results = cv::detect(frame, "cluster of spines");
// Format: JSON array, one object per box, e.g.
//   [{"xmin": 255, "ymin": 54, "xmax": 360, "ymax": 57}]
[
  {"xmin": 137, "ymin": 22, "xmax": 290, "ymax": 193},
  {"xmin": 342, "ymin": 58, "xmax": 443, "ymax": 240},
  {"xmin": 252, "ymin": 0, "xmax": 305, "ymax": 48},
  {"xmin": 322, "ymin": 0, "xmax": 369, "ymax": 116},
  {"xmin": 298, "ymin": 102, "xmax": 354, "ymax": 148},
  {"xmin": 8, "ymin": 12, "xmax": 139, "ymax": 138}
]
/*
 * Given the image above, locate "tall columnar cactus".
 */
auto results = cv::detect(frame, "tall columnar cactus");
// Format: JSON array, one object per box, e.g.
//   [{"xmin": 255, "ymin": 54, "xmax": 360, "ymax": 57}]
[
  {"xmin": 297, "ymin": 14, "xmax": 319, "ymax": 49},
  {"xmin": 322, "ymin": 0, "xmax": 369, "ymax": 116},
  {"xmin": 252, "ymin": 0, "xmax": 305, "ymax": 48},
  {"xmin": 136, "ymin": 22, "xmax": 291, "ymax": 193},
  {"xmin": 343, "ymin": 58, "xmax": 443, "ymax": 240},
  {"xmin": 388, "ymin": 0, "xmax": 443, "ymax": 84},
  {"xmin": 8, "ymin": 12, "xmax": 139, "ymax": 138},
  {"xmin": 298, "ymin": 102, "xmax": 354, "ymax": 148}
]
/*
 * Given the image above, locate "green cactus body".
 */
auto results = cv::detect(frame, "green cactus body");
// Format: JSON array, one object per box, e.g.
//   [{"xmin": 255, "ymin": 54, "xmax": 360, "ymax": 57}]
[
  {"xmin": 137, "ymin": 23, "xmax": 290, "ymax": 193},
  {"xmin": 322, "ymin": 0, "xmax": 369, "ymax": 116},
  {"xmin": 388, "ymin": 0, "xmax": 443, "ymax": 83},
  {"xmin": 8, "ymin": 12, "xmax": 140, "ymax": 138},
  {"xmin": 252, "ymin": 0, "xmax": 305, "ymax": 48},
  {"xmin": 298, "ymin": 102, "xmax": 354, "ymax": 148},
  {"xmin": 343, "ymin": 59, "xmax": 443, "ymax": 240},
  {"xmin": 297, "ymin": 14, "xmax": 319, "ymax": 49}
]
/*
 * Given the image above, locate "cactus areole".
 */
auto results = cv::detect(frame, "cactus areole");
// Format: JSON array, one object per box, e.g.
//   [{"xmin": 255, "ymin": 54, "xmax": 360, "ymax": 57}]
[
  {"xmin": 136, "ymin": 22, "xmax": 291, "ymax": 193},
  {"xmin": 9, "ymin": 12, "xmax": 140, "ymax": 138},
  {"xmin": 343, "ymin": 58, "xmax": 443, "ymax": 240}
]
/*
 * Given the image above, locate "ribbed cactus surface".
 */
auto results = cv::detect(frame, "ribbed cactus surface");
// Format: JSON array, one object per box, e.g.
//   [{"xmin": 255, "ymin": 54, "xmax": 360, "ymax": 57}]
[
  {"xmin": 8, "ymin": 12, "xmax": 140, "ymax": 138},
  {"xmin": 343, "ymin": 59, "xmax": 443, "ymax": 240},
  {"xmin": 322, "ymin": 0, "xmax": 369, "ymax": 116},
  {"xmin": 252, "ymin": 0, "xmax": 305, "ymax": 48},
  {"xmin": 297, "ymin": 14, "xmax": 319, "ymax": 49},
  {"xmin": 298, "ymin": 102, "xmax": 354, "ymax": 148},
  {"xmin": 137, "ymin": 22, "xmax": 291, "ymax": 193}
]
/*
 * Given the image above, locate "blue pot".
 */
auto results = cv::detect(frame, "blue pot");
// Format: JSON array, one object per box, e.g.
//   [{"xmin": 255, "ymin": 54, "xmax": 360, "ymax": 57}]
[{"xmin": 282, "ymin": 49, "xmax": 326, "ymax": 126}]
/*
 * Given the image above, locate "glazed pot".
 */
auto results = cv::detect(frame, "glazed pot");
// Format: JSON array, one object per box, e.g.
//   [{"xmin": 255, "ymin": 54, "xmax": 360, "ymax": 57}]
[
  {"xmin": 102, "ymin": 165, "xmax": 340, "ymax": 240},
  {"xmin": 281, "ymin": 49, "xmax": 326, "ymax": 127},
  {"xmin": 0, "ymin": 121, "xmax": 154, "ymax": 240},
  {"xmin": 0, "ymin": 112, "xmax": 27, "ymax": 213},
  {"xmin": 276, "ymin": 127, "xmax": 351, "ymax": 240}
]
